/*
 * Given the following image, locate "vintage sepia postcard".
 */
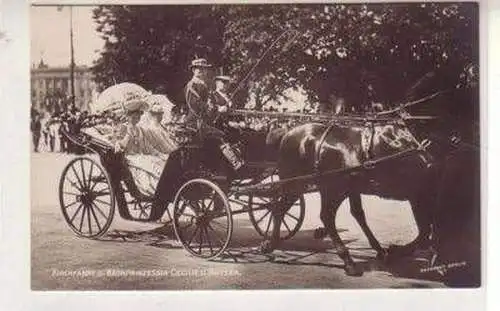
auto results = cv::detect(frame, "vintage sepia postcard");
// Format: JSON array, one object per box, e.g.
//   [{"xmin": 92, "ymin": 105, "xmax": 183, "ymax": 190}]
[{"xmin": 1, "ymin": 0, "xmax": 494, "ymax": 310}]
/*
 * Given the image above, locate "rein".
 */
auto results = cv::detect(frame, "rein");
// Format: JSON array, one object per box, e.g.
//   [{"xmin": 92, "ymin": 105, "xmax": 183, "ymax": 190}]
[{"xmin": 376, "ymin": 90, "xmax": 448, "ymax": 117}]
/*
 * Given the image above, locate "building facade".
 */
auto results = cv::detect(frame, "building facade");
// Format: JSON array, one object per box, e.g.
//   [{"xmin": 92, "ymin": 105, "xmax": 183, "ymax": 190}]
[{"xmin": 31, "ymin": 60, "xmax": 98, "ymax": 113}]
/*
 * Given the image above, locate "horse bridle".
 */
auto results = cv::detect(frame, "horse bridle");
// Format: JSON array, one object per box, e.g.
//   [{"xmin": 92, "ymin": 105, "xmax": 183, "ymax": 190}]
[{"xmin": 388, "ymin": 87, "xmax": 480, "ymax": 154}]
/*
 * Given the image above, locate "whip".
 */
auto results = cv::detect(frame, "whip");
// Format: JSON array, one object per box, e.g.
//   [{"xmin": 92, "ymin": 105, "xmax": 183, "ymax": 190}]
[{"xmin": 230, "ymin": 29, "xmax": 301, "ymax": 100}]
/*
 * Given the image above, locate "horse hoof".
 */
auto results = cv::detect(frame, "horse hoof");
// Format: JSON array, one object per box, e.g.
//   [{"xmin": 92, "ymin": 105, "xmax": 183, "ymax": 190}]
[
  {"xmin": 313, "ymin": 227, "xmax": 327, "ymax": 240},
  {"xmin": 259, "ymin": 240, "xmax": 274, "ymax": 254},
  {"xmin": 345, "ymin": 264, "xmax": 363, "ymax": 277}
]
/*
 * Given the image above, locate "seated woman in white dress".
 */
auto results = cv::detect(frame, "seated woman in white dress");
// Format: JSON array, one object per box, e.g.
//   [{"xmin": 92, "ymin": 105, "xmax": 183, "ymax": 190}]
[
  {"xmin": 113, "ymin": 98, "xmax": 153, "ymax": 155},
  {"xmin": 113, "ymin": 95, "xmax": 182, "ymax": 199},
  {"xmin": 144, "ymin": 103, "xmax": 178, "ymax": 154}
]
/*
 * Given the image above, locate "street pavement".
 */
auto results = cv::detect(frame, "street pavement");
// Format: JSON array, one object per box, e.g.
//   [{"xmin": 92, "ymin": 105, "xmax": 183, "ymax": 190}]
[{"xmin": 31, "ymin": 152, "xmax": 444, "ymax": 290}]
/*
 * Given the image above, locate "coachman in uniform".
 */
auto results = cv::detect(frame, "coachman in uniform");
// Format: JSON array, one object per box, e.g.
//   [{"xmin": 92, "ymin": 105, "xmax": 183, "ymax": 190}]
[{"xmin": 184, "ymin": 58, "xmax": 243, "ymax": 171}]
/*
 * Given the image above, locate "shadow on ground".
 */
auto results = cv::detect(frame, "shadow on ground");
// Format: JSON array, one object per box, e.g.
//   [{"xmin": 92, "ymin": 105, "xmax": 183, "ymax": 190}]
[{"xmin": 97, "ymin": 217, "xmax": 444, "ymax": 285}]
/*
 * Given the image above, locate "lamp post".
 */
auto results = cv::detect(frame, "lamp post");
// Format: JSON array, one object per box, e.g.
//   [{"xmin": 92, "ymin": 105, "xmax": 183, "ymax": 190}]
[
  {"xmin": 58, "ymin": 5, "xmax": 76, "ymax": 109},
  {"xmin": 69, "ymin": 6, "xmax": 75, "ymax": 108}
]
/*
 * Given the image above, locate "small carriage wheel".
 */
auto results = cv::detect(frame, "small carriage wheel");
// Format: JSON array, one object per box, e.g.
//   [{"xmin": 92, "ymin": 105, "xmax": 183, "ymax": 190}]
[
  {"xmin": 173, "ymin": 179, "xmax": 233, "ymax": 260},
  {"xmin": 248, "ymin": 195, "xmax": 305, "ymax": 240},
  {"xmin": 59, "ymin": 157, "xmax": 115, "ymax": 238}
]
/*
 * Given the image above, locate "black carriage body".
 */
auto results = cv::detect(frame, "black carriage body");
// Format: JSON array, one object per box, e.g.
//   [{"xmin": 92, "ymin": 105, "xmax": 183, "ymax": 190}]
[{"xmin": 61, "ymin": 127, "xmax": 202, "ymax": 218}]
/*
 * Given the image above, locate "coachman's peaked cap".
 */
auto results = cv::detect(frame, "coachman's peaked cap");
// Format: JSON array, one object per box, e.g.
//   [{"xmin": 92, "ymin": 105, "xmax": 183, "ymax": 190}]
[{"xmin": 189, "ymin": 58, "xmax": 213, "ymax": 68}]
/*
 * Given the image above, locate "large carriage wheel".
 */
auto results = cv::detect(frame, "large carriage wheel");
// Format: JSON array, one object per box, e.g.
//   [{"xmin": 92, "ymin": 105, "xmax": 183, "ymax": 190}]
[
  {"xmin": 59, "ymin": 157, "xmax": 115, "ymax": 238},
  {"xmin": 173, "ymin": 179, "xmax": 233, "ymax": 259},
  {"xmin": 248, "ymin": 195, "xmax": 305, "ymax": 240}
]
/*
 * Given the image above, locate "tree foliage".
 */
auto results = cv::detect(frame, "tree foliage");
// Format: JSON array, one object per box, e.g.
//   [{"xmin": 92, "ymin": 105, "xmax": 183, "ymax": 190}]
[
  {"xmin": 91, "ymin": 5, "xmax": 225, "ymax": 104},
  {"xmin": 91, "ymin": 3, "xmax": 478, "ymax": 110}
]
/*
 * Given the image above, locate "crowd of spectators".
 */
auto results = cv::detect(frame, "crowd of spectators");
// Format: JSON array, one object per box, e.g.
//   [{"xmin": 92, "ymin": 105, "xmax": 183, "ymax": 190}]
[{"xmin": 30, "ymin": 104, "xmax": 90, "ymax": 154}]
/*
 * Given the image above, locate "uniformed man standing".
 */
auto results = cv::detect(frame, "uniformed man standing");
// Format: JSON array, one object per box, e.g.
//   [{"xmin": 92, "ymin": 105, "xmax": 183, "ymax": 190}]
[
  {"xmin": 184, "ymin": 58, "xmax": 243, "ymax": 171},
  {"xmin": 184, "ymin": 58, "xmax": 213, "ymax": 128}
]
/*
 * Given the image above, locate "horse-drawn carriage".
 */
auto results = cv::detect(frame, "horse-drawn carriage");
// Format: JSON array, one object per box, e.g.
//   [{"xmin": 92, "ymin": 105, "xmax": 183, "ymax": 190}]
[
  {"xmin": 58, "ymin": 83, "xmax": 308, "ymax": 259},
  {"xmin": 58, "ymin": 63, "xmax": 480, "ymax": 285},
  {"xmin": 57, "ymin": 88, "xmax": 431, "ymax": 258}
]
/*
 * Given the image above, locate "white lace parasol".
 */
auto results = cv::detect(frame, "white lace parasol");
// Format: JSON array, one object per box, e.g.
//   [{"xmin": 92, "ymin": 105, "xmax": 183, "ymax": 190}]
[{"xmin": 91, "ymin": 82, "xmax": 151, "ymax": 115}]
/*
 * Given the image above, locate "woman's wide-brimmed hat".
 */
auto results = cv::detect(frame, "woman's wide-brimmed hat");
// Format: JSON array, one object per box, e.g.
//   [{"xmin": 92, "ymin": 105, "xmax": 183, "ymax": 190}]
[
  {"xmin": 189, "ymin": 58, "xmax": 213, "ymax": 69},
  {"xmin": 121, "ymin": 92, "xmax": 149, "ymax": 113}
]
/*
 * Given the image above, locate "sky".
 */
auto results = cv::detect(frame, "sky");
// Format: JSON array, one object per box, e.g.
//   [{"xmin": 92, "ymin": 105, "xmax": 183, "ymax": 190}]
[{"xmin": 30, "ymin": 5, "xmax": 104, "ymax": 67}]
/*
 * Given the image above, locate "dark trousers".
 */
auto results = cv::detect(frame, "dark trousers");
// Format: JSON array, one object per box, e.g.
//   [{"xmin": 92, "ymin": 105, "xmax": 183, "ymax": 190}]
[
  {"xmin": 49, "ymin": 135, "xmax": 55, "ymax": 152},
  {"xmin": 32, "ymin": 132, "xmax": 40, "ymax": 152}
]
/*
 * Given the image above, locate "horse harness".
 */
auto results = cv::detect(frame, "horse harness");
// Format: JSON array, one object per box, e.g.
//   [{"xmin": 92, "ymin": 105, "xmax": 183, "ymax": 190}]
[{"xmin": 312, "ymin": 117, "xmax": 434, "ymax": 175}]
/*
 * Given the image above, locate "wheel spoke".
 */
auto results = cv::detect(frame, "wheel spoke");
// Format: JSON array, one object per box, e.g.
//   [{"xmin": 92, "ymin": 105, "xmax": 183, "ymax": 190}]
[
  {"xmin": 250, "ymin": 199, "xmax": 272, "ymax": 207},
  {"xmin": 64, "ymin": 200, "xmax": 79, "ymax": 209},
  {"xmin": 285, "ymin": 211, "xmax": 300, "ymax": 222},
  {"xmin": 200, "ymin": 196, "xmax": 209, "ymax": 211},
  {"xmin": 176, "ymin": 202, "xmax": 197, "ymax": 218},
  {"xmin": 94, "ymin": 198, "xmax": 111, "ymax": 206},
  {"xmin": 63, "ymin": 191, "xmax": 81, "ymax": 196},
  {"xmin": 255, "ymin": 209, "xmax": 271, "ymax": 224},
  {"xmin": 66, "ymin": 178, "xmax": 83, "ymax": 192},
  {"xmin": 176, "ymin": 200, "xmax": 187, "ymax": 214},
  {"xmin": 70, "ymin": 165, "xmax": 85, "ymax": 190},
  {"xmin": 206, "ymin": 199, "xmax": 215, "ymax": 212},
  {"xmin": 206, "ymin": 193, "xmax": 216, "ymax": 211},
  {"xmin": 92, "ymin": 202, "xmax": 108, "ymax": 219},
  {"xmin": 87, "ymin": 162, "xmax": 95, "ymax": 189},
  {"xmin": 228, "ymin": 198, "xmax": 248, "ymax": 206},
  {"xmin": 265, "ymin": 215, "xmax": 272, "ymax": 235},
  {"xmin": 87, "ymin": 203, "xmax": 92, "ymax": 235},
  {"xmin": 89, "ymin": 175, "xmax": 106, "ymax": 191},
  {"xmin": 80, "ymin": 159, "xmax": 88, "ymax": 188},
  {"xmin": 92, "ymin": 203, "xmax": 108, "ymax": 231},
  {"xmin": 69, "ymin": 203, "xmax": 84, "ymax": 223},
  {"xmin": 79, "ymin": 205, "xmax": 87, "ymax": 232},
  {"xmin": 89, "ymin": 203, "xmax": 103, "ymax": 231},
  {"xmin": 187, "ymin": 224, "xmax": 200, "ymax": 246},
  {"xmin": 191, "ymin": 200, "xmax": 203, "ymax": 214},
  {"xmin": 186, "ymin": 202, "xmax": 202, "ymax": 216},
  {"xmin": 282, "ymin": 217, "xmax": 292, "ymax": 234},
  {"xmin": 179, "ymin": 220, "xmax": 195, "ymax": 232},
  {"xmin": 203, "ymin": 226, "xmax": 214, "ymax": 254},
  {"xmin": 94, "ymin": 190, "xmax": 111, "ymax": 197},
  {"xmin": 198, "ymin": 225, "xmax": 204, "ymax": 254}
]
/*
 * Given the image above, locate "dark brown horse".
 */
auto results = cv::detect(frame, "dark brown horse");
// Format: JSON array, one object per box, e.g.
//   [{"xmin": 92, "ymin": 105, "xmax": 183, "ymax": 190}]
[
  {"xmin": 262, "ymin": 120, "xmax": 436, "ymax": 276},
  {"xmin": 261, "ymin": 62, "xmax": 480, "ymax": 278}
]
